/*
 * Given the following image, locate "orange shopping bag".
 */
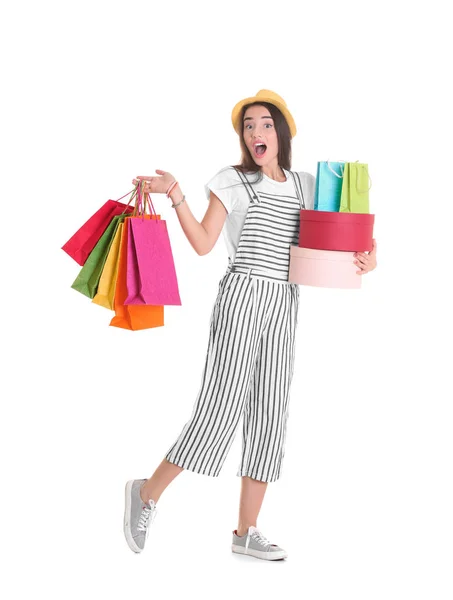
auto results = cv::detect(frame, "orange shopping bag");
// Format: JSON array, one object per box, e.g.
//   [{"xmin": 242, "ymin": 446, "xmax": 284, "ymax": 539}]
[{"xmin": 110, "ymin": 215, "xmax": 164, "ymax": 331}]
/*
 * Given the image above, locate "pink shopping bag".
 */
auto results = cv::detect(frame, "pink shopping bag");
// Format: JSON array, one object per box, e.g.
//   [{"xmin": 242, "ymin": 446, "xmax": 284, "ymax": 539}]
[
  {"xmin": 110, "ymin": 216, "xmax": 164, "ymax": 331},
  {"xmin": 124, "ymin": 191, "xmax": 181, "ymax": 306}
]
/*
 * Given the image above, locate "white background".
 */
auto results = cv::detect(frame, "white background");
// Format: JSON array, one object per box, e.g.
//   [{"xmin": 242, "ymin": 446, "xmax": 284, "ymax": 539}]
[{"xmin": 1, "ymin": 1, "xmax": 452, "ymax": 598}]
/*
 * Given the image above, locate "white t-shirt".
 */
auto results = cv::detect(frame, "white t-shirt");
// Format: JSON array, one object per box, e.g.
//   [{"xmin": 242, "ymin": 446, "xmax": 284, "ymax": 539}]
[{"xmin": 204, "ymin": 166, "xmax": 315, "ymax": 263}]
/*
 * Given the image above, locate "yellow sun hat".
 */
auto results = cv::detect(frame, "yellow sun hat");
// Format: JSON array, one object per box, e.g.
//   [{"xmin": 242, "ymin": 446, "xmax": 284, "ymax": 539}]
[{"xmin": 231, "ymin": 89, "xmax": 297, "ymax": 138}]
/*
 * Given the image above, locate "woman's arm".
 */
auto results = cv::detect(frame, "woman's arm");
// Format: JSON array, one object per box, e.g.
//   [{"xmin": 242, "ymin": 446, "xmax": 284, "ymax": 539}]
[
  {"xmin": 169, "ymin": 185, "xmax": 228, "ymax": 256},
  {"xmin": 133, "ymin": 172, "xmax": 227, "ymax": 256}
]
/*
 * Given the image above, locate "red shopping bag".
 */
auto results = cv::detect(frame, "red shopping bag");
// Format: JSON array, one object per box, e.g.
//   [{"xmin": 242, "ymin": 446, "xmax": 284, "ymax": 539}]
[
  {"xmin": 124, "ymin": 192, "xmax": 182, "ymax": 306},
  {"xmin": 61, "ymin": 189, "xmax": 135, "ymax": 266}
]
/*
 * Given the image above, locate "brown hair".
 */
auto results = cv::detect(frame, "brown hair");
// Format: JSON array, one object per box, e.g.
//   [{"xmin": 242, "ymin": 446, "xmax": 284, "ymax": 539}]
[{"xmin": 232, "ymin": 102, "xmax": 293, "ymax": 182}]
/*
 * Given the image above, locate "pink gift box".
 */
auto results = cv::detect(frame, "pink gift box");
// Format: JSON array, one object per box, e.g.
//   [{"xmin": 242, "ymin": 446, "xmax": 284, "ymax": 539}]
[{"xmin": 288, "ymin": 245, "xmax": 361, "ymax": 289}]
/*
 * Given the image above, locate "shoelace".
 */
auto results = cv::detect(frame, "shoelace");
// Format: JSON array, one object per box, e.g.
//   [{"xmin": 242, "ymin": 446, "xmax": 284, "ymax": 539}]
[
  {"xmin": 137, "ymin": 502, "xmax": 157, "ymax": 538},
  {"xmin": 245, "ymin": 529, "xmax": 274, "ymax": 551}
]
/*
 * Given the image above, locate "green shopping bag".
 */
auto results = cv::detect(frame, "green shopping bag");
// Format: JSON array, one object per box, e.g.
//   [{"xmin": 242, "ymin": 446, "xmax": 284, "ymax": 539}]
[
  {"xmin": 91, "ymin": 222, "xmax": 123, "ymax": 310},
  {"xmin": 339, "ymin": 162, "xmax": 372, "ymax": 213},
  {"xmin": 71, "ymin": 214, "xmax": 127, "ymax": 299}
]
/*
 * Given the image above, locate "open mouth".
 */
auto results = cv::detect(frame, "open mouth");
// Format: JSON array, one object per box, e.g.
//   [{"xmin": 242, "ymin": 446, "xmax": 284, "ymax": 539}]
[{"xmin": 253, "ymin": 143, "xmax": 267, "ymax": 157}]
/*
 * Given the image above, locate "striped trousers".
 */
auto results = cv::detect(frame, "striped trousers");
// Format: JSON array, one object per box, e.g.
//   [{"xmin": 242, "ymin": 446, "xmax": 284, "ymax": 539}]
[{"xmin": 165, "ymin": 269, "xmax": 300, "ymax": 483}]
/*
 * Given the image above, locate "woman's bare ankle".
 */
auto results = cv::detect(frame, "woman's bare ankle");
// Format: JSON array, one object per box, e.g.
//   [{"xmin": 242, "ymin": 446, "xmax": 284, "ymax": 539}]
[{"xmin": 236, "ymin": 523, "xmax": 256, "ymax": 537}]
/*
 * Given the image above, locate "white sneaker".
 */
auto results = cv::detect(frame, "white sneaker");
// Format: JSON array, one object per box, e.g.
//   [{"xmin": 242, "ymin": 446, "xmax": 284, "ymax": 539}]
[
  {"xmin": 232, "ymin": 526, "xmax": 288, "ymax": 560},
  {"xmin": 123, "ymin": 479, "xmax": 157, "ymax": 553}
]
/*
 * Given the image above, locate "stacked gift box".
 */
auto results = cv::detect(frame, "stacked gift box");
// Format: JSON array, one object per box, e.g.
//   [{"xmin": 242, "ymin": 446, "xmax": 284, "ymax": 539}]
[{"xmin": 289, "ymin": 160, "xmax": 374, "ymax": 289}]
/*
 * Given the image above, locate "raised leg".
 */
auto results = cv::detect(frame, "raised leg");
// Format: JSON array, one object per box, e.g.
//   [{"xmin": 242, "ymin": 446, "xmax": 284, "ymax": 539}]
[{"xmin": 140, "ymin": 458, "xmax": 184, "ymax": 503}]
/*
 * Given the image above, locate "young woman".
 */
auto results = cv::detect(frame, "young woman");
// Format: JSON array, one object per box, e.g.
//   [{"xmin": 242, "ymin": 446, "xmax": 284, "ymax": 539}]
[{"xmin": 123, "ymin": 89, "xmax": 377, "ymax": 561}]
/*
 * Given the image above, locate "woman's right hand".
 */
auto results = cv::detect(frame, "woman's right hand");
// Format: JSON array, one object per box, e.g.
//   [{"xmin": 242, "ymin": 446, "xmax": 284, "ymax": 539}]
[{"xmin": 132, "ymin": 170, "xmax": 176, "ymax": 195}]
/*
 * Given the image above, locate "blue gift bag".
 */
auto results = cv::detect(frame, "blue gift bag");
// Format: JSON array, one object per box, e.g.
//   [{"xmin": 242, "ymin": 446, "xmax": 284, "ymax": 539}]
[{"xmin": 313, "ymin": 161, "xmax": 345, "ymax": 212}]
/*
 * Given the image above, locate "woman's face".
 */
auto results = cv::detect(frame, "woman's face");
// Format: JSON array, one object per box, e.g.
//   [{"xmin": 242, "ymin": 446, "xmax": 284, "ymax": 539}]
[{"xmin": 243, "ymin": 105, "xmax": 278, "ymax": 166}]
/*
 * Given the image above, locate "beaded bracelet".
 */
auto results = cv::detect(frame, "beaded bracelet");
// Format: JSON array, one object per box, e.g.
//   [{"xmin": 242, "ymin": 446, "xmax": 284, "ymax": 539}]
[
  {"xmin": 166, "ymin": 180, "xmax": 178, "ymax": 197},
  {"xmin": 171, "ymin": 195, "xmax": 186, "ymax": 209}
]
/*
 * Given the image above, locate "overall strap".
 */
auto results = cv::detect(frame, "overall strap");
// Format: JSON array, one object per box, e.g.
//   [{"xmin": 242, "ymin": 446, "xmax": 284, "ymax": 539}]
[
  {"xmin": 233, "ymin": 166, "xmax": 260, "ymax": 203},
  {"xmin": 289, "ymin": 171, "xmax": 306, "ymax": 209}
]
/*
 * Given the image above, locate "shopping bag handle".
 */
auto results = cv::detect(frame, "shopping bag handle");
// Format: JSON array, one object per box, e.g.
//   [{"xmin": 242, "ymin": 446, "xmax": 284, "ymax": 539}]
[
  {"xmin": 144, "ymin": 191, "xmax": 158, "ymax": 223},
  {"xmin": 355, "ymin": 164, "xmax": 372, "ymax": 194},
  {"xmin": 114, "ymin": 182, "xmax": 141, "ymax": 215},
  {"xmin": 134, "ymin": 180, "xmax": 147, "ymax": 217},
  {"xmin": 134, "ymin": 180, "xmax": 159, "ymax": 223},
  {"xmin": 326, "ymin": 160, "xmax": 345, "ymax": 178},
  {"xmin": 114, "ymin": 188, "xmax": 136, "ymax": 203}
]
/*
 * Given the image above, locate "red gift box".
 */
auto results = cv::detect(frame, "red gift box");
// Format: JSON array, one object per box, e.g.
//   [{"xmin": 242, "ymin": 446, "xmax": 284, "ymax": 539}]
[{"xmin": 299, "ymin": 210, "xmax": 375, "ymax": 252}]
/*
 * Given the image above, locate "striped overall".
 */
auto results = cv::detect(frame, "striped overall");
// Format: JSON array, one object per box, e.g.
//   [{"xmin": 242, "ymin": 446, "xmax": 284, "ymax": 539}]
[{"xmin": 166, "ymin": 169, "xmax": 306, "ymax": 482}]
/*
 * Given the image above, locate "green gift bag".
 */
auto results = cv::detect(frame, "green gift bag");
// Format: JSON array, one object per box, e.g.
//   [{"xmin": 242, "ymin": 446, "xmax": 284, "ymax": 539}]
[
  {"xmin": 339, "ymin": 162, "xmax": 372, "ymax": 213},
  {"xmin": 71, "ymin": 214, "xmax": 127, "ymax": 299},
  {"xmin": 91, "ymin": 222, "xmax": 123, "ymax": 310}
]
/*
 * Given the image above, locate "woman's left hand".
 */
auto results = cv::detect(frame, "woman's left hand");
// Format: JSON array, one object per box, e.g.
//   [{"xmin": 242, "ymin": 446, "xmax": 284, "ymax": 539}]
[{"xmin": 354, "ymin": 239, "xmax": 377, "ymax": 275}]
